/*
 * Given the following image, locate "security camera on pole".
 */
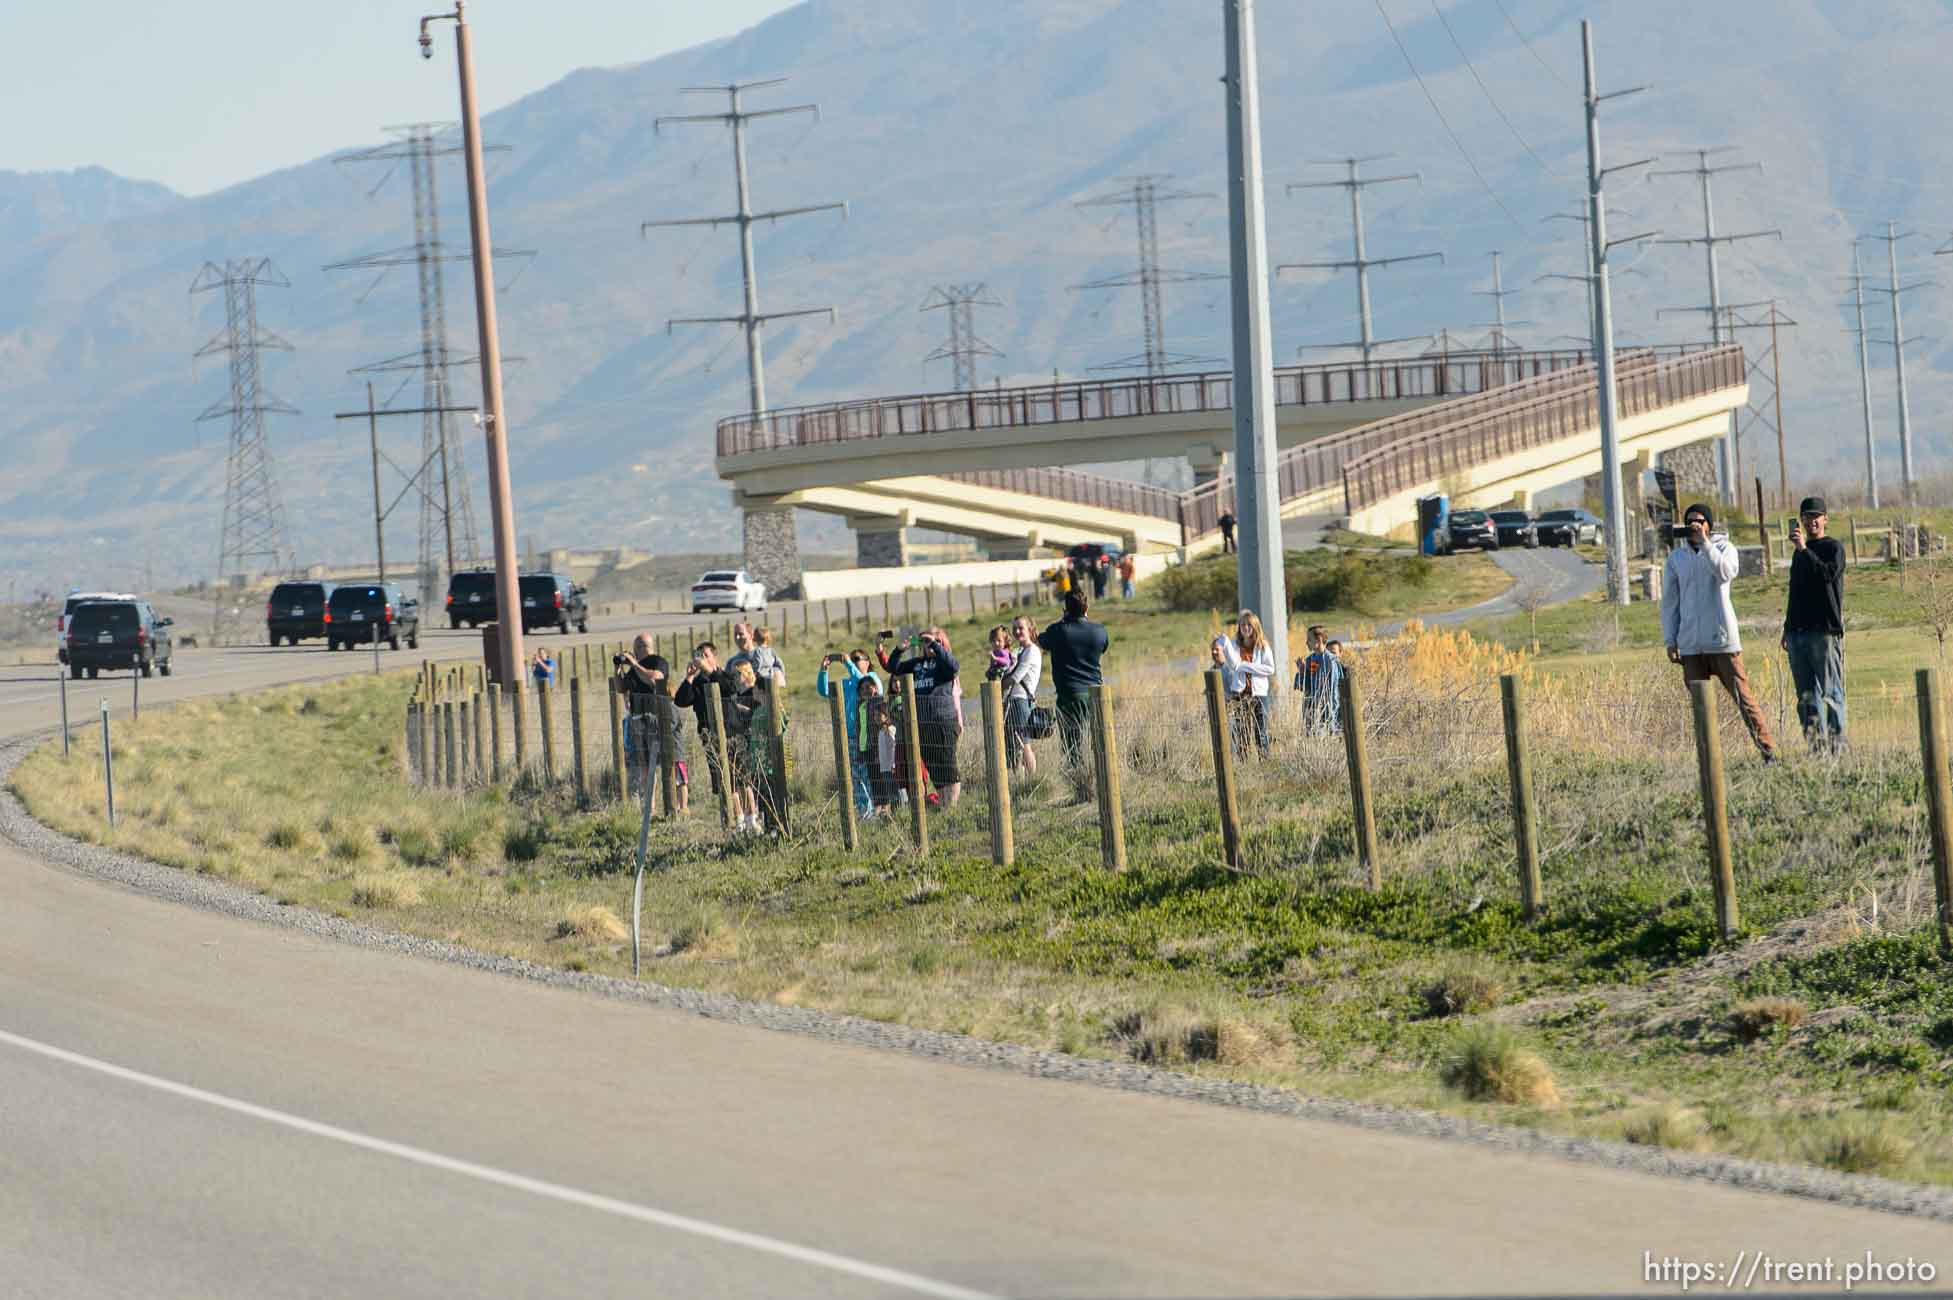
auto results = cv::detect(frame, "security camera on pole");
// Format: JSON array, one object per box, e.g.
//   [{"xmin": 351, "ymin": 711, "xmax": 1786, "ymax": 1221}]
[{"xmin": 419, "ymin": 1, "xmax": 524, "ymax": 688}]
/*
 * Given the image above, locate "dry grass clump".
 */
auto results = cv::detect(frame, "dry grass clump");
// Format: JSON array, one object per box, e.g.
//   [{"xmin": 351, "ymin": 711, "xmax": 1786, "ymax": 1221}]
[
  {"xmin": 556, "ymin": 905, "xmax": 628, "ymax": 943},
  {"xmin": 666, "ymin": 904, "xmax": 738, "ymax": 959},
  {"xmin": 1813, "ymin": 1118, "xmax": 1914, "ymax": 1176},
  {"xmin": 349, "ymin": 872, "xmax": 422, "ymax": 910},
  {"xmin": 1112, "ymin": 1003, "xmax": 1285, "ymax": 1068},
  {"xmin": 1621, "ymin": 1103, "xmax": 1711, "ymax": 1152},
  {"xmin": 1421, "ymin": 960, "xmax": 1505, "ymax": 1017},
  {"xmin": 1439, "ymin": 1024, "xmax": 1559, "ymax": 1106},
  {"xmin": 1730, "ymin": 996, "xmax": 1809, "ymax": 1043},
  {"xmin": 264, "ymin": 820, "xmax": 312, "ymax": 853},
  {"xmin": 328, "ymin": 827, "xmax": 374, "ymax": 865}
]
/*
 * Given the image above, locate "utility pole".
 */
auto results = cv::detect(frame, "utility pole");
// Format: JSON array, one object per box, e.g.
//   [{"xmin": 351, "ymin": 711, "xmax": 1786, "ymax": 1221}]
[
  {"xmin": 1581, "ymin": 21, "xmax": 1658, "ymax": 607},
  {"xmin": 192, "ymin": 258, "xmax": 299, "ymax": 637},
  {"xmin": 1650, "ymin": 147, "xmax": 1779, "ymax": 500},
  {"xmin": 646, "ymin": 79, "xmax": 847, "ymax": 600},
  {"xmin": 1868, "ymin": 222, "xmax": 1931, "ymax": 509},
  {"xmin": 1223, "ymin": 0, "xmax": 1288, "ymax": 689},
  {"xmin": 1845, "ymin": 244, "xmax": 1880, "ymax": 509},
  {"xmin": 334, "ymin": 385, "xmax": 482, "ymax": 587},
  {"xmin": 1470, "ymin": 251, "xmax": 1531, "ymax": 355},
  {"xmin": 419, "ymin": 0, "xmax": 525, "ymax": 690},
  {"xmin": 1070, "ymin": 176, "xmax": 1225, "ymax": 374},
  {"xmin": 920, "ymin": 284, "xmax": 1004, "ymax": 390},
  {"xmin": 1279, "ymin": 157, "xmax": 1442, "ymax": 363}
]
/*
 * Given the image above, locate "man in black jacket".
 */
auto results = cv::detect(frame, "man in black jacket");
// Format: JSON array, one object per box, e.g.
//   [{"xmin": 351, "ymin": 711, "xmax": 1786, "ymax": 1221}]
[
  {"xmin": 674, "ymin": 641, "xmax": 735, "ymax": 800},
  {"xmin": 1038, "ymin": 592, "xmax": 1108, "ymax": 775},
  {"xmin": 1781, "ymin": 496, "xmax": 1847, "ymax": 749}
]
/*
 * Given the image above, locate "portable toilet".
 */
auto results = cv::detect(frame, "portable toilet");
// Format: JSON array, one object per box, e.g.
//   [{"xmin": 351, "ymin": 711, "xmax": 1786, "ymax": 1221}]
[{"xmin": 1417, "ymin": 495, "xmax": 1450, "ymax": 556}]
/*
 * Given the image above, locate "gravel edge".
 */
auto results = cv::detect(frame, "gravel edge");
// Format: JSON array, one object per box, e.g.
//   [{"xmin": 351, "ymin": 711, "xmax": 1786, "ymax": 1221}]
[{"xmin": 5, "ymin": 724, "xmax": 1950, "ymax": 1224}]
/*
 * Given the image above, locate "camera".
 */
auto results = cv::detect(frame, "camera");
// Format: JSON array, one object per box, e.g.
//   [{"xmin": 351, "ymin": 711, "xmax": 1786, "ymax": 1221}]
[
  {"xmin": 614, "ymin": 654, "xmax": 632, "ymax": 668},
  {"xmin": 1665, "ymin": 523, "xmax": 1693, "ymax": 542}
]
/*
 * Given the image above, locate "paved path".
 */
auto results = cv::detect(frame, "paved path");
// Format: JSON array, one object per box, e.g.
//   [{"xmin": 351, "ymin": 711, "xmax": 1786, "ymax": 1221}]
[
  {"xmin": 0, "ymin": 635, "xmax": 1946, "ymax": 1297},
  {"xmin": 1422, "ymin": 545, "xmax": 1604, "ymax": 628}
]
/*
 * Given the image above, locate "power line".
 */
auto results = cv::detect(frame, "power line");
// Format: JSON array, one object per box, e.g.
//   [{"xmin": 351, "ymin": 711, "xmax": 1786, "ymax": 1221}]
[
  {"xmin": 1428, "ymin": 0, "xmax": 1567, "ymax": 182},
  {"xmin": 1372, "ymin": 0, "xmax": 1524, "ymax": 231},
  {"xmin": 1492, "ymin": 0, "xmax": 1570, "ymax": 88}
]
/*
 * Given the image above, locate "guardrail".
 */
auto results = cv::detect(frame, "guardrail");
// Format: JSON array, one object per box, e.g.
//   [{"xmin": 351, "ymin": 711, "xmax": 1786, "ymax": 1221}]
[
  {"xmin": 940, "ymin": 468, "xmax": 1184, "ymax": 523},
  {"xmin": 1340, "ymin": 346, "xmax": 1746, "ymax": 515},
  {"xmin": 715, "ymin": 349, "xmax": 1593, "ymax": 457}
]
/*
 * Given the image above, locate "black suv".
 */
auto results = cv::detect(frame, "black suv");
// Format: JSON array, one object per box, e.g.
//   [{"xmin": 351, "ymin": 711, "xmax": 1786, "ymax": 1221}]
[
  {"xmin": 266, "ymin": 581, "xmax": 333, "ymax": 645},
  {"xmin": 518, "ymin": 573, "xmax": 588, "ymax": 634},
  {"xmin": 67, "ymin": 600, "xmax": 172, "ymax": 679},
  {"xmin": 1444, "ymin": 510, "xmax": 1500, "ymax": 554},
  {"xmin": 326, "ymin": 583, "xmax": 419, "ymax": 651},
  {"xmin": 1490, "ymin": 510, "xmax": 1539, "ymax": 549},
  {"xmin": 446, "ymin": 569, "xmax": 497, "ymax": 629}
]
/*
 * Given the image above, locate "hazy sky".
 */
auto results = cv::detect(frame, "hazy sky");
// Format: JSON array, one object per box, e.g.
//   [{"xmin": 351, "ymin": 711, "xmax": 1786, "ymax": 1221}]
[{"xmin": 0, "ymin": 1, "xmax": 801, "ymax": 196}]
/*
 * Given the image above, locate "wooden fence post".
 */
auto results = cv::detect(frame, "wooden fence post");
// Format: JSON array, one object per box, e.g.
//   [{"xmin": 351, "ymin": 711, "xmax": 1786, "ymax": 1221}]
[
  {"xmin": 828, "ymin": 684, "xmax": 858, "ymax": 851},
  {"xmin": 1754, "ymin": 478, "xmax": 1772, "ymax": 578},
  {"xmin": 1203, "ymin": 669, "xmax": 1243, "ymax": 870},
  {"xmin": 704, "ymin": 688, "xmax": 734, "ymax": 829},
  {"xmin": 1500, "ymin": 674, "xmax": 1543, "ymax": 921},
  {"xmin": 608, "ymin": 680, "xmax": 626, "ymax": 801},
  {"xmin": 457, "ymin": 699, "xmax": 472, "ymax": 784},
  {"xmin": 1089, "ymin": 683, "xmax": 1127, "ymax": 871},
  {"xmin": 656, "ymin": 692, "xmax": 679, "ymax": 819},
  {"xmin": 980, "ymin": 679, "xmax": 1013, "ymax": 866},
  {"xmin": 570, "ymin": 677, "xmax": 588, "ymax": 804},
  {"xmin": 900, "ymin": 674, "xmax": 928, "ymax": 855},
  {"xmin": 1849, "ymin": 516, "xmax": 1860, "ymax": 565},
  {"xmin": 762, "ymin": 674, "xmax": 790, "ymax": 834},
  {"xmin": 925, "ymin": 584, "xmax": 935, "ymax": 627},
  {"xmin": 1339, "ymin": 671, "xmax": 1380, "ymax": 887},
  {"xmin": 406, "ymin": 705, "xmax": 421, "ymax": 786},
  {"xmin": 488, "ymin": 684, "xmax": 502, "ymax": 782},
  {"xmin": 472, "ymin": 691, "xmax": 485, "ymax": 777},
  {"xmin": 512, "ymin": 684, "xmax": 528, "ymax": 772},
  {"xmin": 1688, "ymin": 678, "xmax": 1739, "ymax": 939},
  {"xmin": 444, "ymin": 701, "xmax": 458, "ymax": 789},
  {"xmin": 883, "ymin": 591, "xmax": 892, "ymax": 629},
  {"xmin": 1914, "ymin": 668, "xmax": 1953, "ymax": 956},
  {"xmin": 539, "ymin": 683, "xmax": 557, "ymax": 785}
]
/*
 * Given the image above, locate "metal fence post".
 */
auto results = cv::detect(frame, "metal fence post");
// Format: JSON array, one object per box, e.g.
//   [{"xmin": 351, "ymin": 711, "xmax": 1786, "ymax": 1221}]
[
  {"xmin": 980, "ymin": 679, "xmax": 1013, "ymax": 866},
  {"xmin": 1089, "ymin": 683, "xmax": 1126, "ymax": 871},
  {"xmin": 1203, "ymin": 669, "xmax": 1243, "ymax": 870},
  {"xmin": 1689, "ymin": 678, "xmax": 1739, "ymax": 939},
  {"xmin": 828, "ymin": 684, "xmax": 858, "ymax": 851},
  {"xmin": 131, "ymin": 664, "xmax": 139, "ymax": 719},
  {"xmin": 1915, "ymin": 668, "xmax": 1953, "ymax": 956},
  {"xmin": 901, "ymin": 674, "xmax": 928, "ymax": 855},
  {"xmin": 608, "ymin": 679, "xmax": 626, "ymax": 801},
  {"xmin": 59, "ymin": 666, "xmax": 70, "ymax": 757},
  {"xmin": 1339, "ymin": 671, "xmax": 1381, "ymax": 887},
  {"xmin": 1500, "ymin": 674, "xmax": 1544, "ymax": 921},
  {"xmin": 100, "ymin": 699, "xmax": 114, "ymax": 827}
]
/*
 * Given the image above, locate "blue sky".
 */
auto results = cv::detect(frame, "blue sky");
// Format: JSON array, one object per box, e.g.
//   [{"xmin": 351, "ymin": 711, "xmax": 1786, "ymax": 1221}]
[{"xmin": 0, "ymin": 1, "xmax": 800, "ymax": 196}]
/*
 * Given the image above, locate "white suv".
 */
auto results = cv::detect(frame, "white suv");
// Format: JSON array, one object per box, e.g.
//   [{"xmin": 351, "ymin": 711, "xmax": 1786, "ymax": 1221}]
[
  {"xmin": 690, "ymin": 570, "xmax": 766, "ymax": 613},
  {"xmin": 57, "ymin": 589, "xmax": 133, "ymax": 665}
]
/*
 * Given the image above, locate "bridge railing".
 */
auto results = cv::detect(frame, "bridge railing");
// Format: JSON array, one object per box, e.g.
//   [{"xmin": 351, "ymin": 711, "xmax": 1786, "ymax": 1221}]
[
  {"xmin": 1339, "ymin": 345, "xmax": 1746, "ymax": 515},
  {"xmin": 715, "ymin": 349, "xmax": 1592, "ymax": 457},
  {"xmin": 940, "ymin": 468, "xmax": 1184, "ymax": 523}
]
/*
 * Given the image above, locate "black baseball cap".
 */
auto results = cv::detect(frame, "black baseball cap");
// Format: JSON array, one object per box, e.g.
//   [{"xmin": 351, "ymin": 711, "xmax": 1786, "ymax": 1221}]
[{"xmin": 1799, "ymin": 496, "xmax": 1827, "ymax": 516}]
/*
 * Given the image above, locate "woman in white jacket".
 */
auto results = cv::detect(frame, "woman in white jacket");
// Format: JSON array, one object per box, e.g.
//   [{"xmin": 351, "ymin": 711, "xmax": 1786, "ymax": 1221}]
[
  {"xmin": 1213, "ymin": 609, "xmax": 1275, "ymax": 757},
  {"xmin": 1660, "ymin": 503, "xmax": 1778, "ymax": 760}
]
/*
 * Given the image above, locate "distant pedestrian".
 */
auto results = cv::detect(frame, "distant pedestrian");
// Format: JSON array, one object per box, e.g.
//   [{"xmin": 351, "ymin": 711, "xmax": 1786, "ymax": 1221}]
[
  {"xmin": 529, "ymin": 647, "xmax": 556, "ymax": 691},
  {"xmin": 1218, "ymin": 510, "xmax": 1237, "ymax": 554},
  {"xmin": 859, "ymin": 674, "xmax": 896, "ymax": 815},
  {"xmin": 674, "ymin": 642, "xmax": 734, "ymax": 808},
  {"xmin": 1117, "ymin": 552, "xmax": 1137, "ymax": 600},
  {"xmin": 1001, "ymin": 616, "xmax": 1043, "ymax": 774},
  {"xmin": 1296, "ymin": 624, "xmax": 1343, "ymax": 735},
  {"xmin": 722, "ymin": 661, "xmax": 765, "ymax": 833},
  {"xmin": 1213, "ymin": 609, "xmax": 1274, "ymax": 757},
  {"xmin": 613, "ymin": 634, "xmax": 674, "ymax": 800},
  {"xmin": 1782, "ymin": 495, "xmax": 1847, "ymax": 750},
  {"xmin": 1090, "ymin": 554, "xmax": 1109, "ymax": 600},
  {"xmin": 1038, "ymin": 591, "xmax": 1108, "ymax": 777},
  {"xmin": 1662, "ymin": 503, "xmax": 1777, "ymax": 762}
]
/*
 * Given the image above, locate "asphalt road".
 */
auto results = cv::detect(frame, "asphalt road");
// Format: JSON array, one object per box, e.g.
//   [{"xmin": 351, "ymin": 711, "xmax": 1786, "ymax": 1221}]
[{"xmin": 2, "ymin": 631, "xmax": 1949, "ymax": 1297}]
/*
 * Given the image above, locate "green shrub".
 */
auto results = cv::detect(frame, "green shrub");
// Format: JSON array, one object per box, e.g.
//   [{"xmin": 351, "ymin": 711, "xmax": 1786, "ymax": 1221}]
[
  {"xmin": 1439, "ymin": 1024, "xmax": 1558, "ymax": 1106},
  {"xmin": 1155, "ymin": 550, "xmax": 1436, "ymax": 614}
]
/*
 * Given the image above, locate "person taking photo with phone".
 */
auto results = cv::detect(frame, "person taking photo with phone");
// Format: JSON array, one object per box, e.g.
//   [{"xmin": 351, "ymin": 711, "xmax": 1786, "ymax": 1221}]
[
  {"xmin": 1782, "ymin": 496, "xmax": 1847, "ymax": 750},
  {"xmin": 878, "ymin": 628, "xmax": 963, "ymax": 807},
  {"xmin": 1661, "ymin": 503, "xmax": 1778, "ymax": 762}
]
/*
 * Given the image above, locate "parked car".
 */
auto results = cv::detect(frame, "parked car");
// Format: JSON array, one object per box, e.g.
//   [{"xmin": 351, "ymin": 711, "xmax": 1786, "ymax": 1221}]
[
  {"xmin": 691, "ymin": 569, "xmax": 766, "ymax": 613},
  {"xmin": 266, "ymin": 580, "xmax": 334, "ymax": 645},
  {"xmin": 1490, "ymin": 510, "xmax": 1539, "ymax": 549},
  {"xmin": 66, "ymin": 599, "xmax": 172, "ymax": 679},
  {"xmin": 57, "ymin": 589, "xmax": 132, "ymax": 665},
  {"xmin": 1444, "ymin": 510, "xmax": 1500, "ymax": 554},
  {"xmin": 446, "ymin": 569, "xmax": 497, "ymax": 629},
  {"xmin": 325, "ymin": 583, "xmax": 418, "ymax": 651},
  {"xmin": 1536, "ymin": 508, "xmax": 1602, "ymax": 547},
  {"xmin": 517, "ymin": 572, "xmax": 589, "ymax": 634}
]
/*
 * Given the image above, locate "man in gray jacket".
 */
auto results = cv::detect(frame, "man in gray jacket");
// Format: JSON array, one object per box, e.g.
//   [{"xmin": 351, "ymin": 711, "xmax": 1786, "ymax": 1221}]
[{"xmin": 1662, "ymin": 503, "xmax": 1777, "ymax": 761}]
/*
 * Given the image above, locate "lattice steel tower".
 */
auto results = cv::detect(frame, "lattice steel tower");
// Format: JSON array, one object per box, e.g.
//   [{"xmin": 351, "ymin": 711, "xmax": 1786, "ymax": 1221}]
[
  {"xmin": 193, "ymin": 258, "xmax": 298, "ymax": 628},
  {"xmin": 921, "ymin": 283, "xmax": 1004, "ymax": 390},
  {"xmin": 1071, "ymin": 176, "xmax": 1224, "ymax": 375}
]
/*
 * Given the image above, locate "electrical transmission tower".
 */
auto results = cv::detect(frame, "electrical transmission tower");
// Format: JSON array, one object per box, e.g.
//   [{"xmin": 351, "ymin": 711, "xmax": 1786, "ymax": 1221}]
[
  {"xmin": 328, "ymin": 123, "xmax": 533, "ymax": 601},
  {"xmin": 1650, "ymin": 147, "xmax": 1780, "ymax": 497},
  {"xmin": 1279, "ymin": 157, "xmax": 1443, "ymax": 363},
  {"xmin": 645, "ymin": 79, "xmax": 848, "ymax": 599},
  {"xmin": 192, "ymin": 258, "xmax": 298, "ymax": 636},
  {"xmin": 920, "ymin": 284, "xmax": 1004, "ymax": 390},
  {"xmin": 1470, "ymin": 251, "xmax": 1530, "ymax": 354},
  {"xmin": 1070, "ymin": 175, "xmax": 1225, "ymax": 374},
  {"xmin": 1867, "ymin": 222, "xmax": 1933, "ymax": 508},
  {"xmin": 1843, "ymin": 244, "xmax": 1880, "ymax": 509}
]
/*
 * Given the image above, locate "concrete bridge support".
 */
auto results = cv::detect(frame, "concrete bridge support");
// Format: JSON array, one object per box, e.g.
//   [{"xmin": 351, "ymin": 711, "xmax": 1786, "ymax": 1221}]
[
  {"xmin": 851, "ymin": 517, "xmax": 911, "ymax": 569},
  {"xmin": 744, "ymin": 507, "xmax": 803, "ymax": 600},
  {"xmin": 1660, "ymin": 439, "xmax": 1721, "ymax": 506}
]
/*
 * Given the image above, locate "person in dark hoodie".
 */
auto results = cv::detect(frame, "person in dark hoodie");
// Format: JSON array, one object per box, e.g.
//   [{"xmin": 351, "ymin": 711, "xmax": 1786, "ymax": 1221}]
[
  {"xmin": 878, "ymin": 628, "xmax": 963, "ymax": 807},
  {"xmin": 1038, "ymin": 591, "xmax": 1109, "ymax": 775},
  {"xmin": 1781, "ymin": 495, "xmax": 1848, "ymax": 750},
  {"xmin": 673, "ymin": 641, "xmax": 735, "ymax": 807}
]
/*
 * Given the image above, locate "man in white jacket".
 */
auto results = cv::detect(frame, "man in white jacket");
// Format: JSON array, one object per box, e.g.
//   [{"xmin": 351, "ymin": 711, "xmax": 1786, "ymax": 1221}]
[{"xmin": 1661, "ymin": 503, "xmax": 1778, "ymax": 761}]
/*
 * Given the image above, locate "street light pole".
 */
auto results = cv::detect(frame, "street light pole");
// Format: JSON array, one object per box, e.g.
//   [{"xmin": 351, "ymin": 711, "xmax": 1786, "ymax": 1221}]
[{"xmin": 422, "ymin": 0, "xmax": 523, "ymax": 685}]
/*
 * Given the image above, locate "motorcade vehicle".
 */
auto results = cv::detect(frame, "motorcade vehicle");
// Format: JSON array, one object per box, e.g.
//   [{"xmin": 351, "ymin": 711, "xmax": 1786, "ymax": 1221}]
[
  {"xmin": 66, "ymin": 599, "xmax": 172, "ymax": 679},
  {"xmin": 1490, "ymin": 510, "xmax": 1539, "ymax": 549},
  {"xmin": 57, "ymin": 589, "xmax": 132, "ymax": 664},
  {"xmin": 1065, "ymin": 541, "xmax": 1124, "ymax": 568},
  {"xmin": 1444, "ymin": 510, "xmax": 1500, "ymax": 554},
  {"xmin": 266, "ymin": 581, "xmax": 334, "ymax": 645},
  {"xmin": 325, "ymin": 583, "xmax": 418, "ymax": 651},
  {"xmin": 690, "ymin": 569, "xmax": 766, "ymax": 614},
  {"xmin": 517, "ymin": 573, "xmax": 589, "ymax": 634},
  {"xmin": 1536, "ymin": 508, "xmax": 1603, "ymax": 547},
  {"xmin": 446, "ymin": 569, "xmax": 498, "ymax": 629}
]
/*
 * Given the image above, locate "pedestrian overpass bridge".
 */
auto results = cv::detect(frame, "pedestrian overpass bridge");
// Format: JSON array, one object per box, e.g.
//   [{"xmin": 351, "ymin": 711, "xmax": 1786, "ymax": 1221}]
[{"xmin": 714, "ymin": 345, "xmax": 1746, "ymax": 564}]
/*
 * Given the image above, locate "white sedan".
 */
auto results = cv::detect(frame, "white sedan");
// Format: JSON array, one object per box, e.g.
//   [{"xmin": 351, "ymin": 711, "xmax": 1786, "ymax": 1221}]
[{"xmin": 690, "ymin": 570, "xmax": 766, "ymax": 613}]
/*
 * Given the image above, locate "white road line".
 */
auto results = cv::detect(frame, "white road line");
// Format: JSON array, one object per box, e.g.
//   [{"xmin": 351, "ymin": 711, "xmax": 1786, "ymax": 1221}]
[{"xmin": 0, "ymin": 1025, "xmax": 1000, "ymax": 1300}]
